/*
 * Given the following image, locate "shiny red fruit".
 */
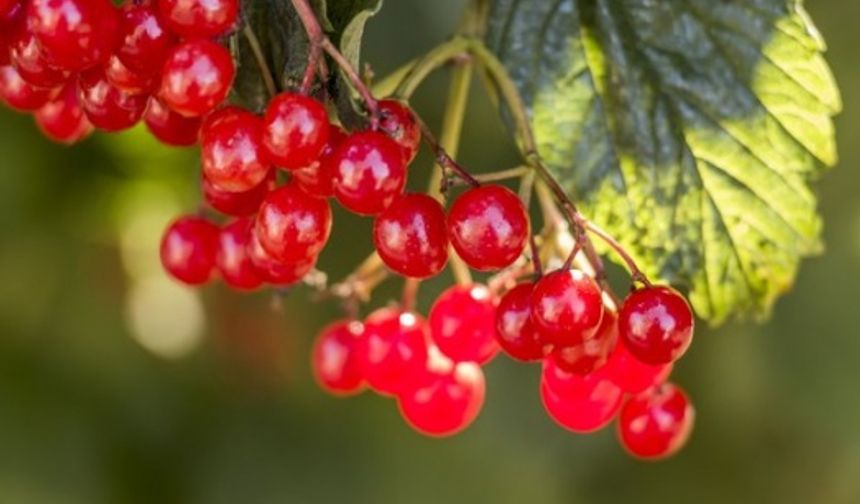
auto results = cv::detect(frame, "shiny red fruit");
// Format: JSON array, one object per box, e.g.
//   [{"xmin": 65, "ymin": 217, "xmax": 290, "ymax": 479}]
[
  {"xmin": 216, "ymin": 218, "xmax": 263, "ymax": 291},
  {"xmin": 495, "ymin": 282, "xmax": 547, "ymax": 362},
  {"xmin": 378, "ymin": 98, "xmax": 421, "ymax": 163},
  {"xmin": 540, "ymin": 357, "xmax": 623, "ymax": 433},
  {"xmin": 201, "ymin": 106, "xmax": 271, "ymax": 193},
  {"xmin": 116, "ymin": 2, "xmax": 176, "ymax": 78},
  {"xmin": 105, "ymin": 55, "xmax": 156, "ymax": 94},
  {"xmin": 551, "ymin": 309, "xmax": 618, "ymax": 375},
  {"xmin": 1, "ymin": 0, "xmax": 19, "ymax": 18},
  {"xmin": 292, "ymin": 125, "xmax": 346, "ymax": 197},
  {"xmin": 34, "ymin": 82, "xmax": 93, "ymax": 144},
  {"xmin": 246, "ymin": 230, "xmax": 317, "ymax": 287},
  {"xmin": 261, "ymin": 92, "xmax": 330, "ymax": 170},
  {"xmin": 144, "ymin": 97, "xmax": 201, "ymax": 146},
  {"xmin": 159, "ymin": 215, "xmax": 219, "ymax": 286},
  {"xmin": 618, "ymin": 285, "xmax": 694, "ymax": 365},
  {"xmin": 77, "ymin": 67, "xmax": 148, "ymax": 131},
  {"xmin": 255, "ymin": 185, "xmax": 332, "ymax": 263},
  {"xmin": 601, "ymin": 338, "xmax": 673, "ymax": 394},
  {"xmin": 357, "ymin": 307, "xmax": 429, "ymax": 396},
  {"xmin": 530, "ymin": 269, "xmax": 604, "ymax": 346},
  {"xmin": 618, "ymin": 382, "xmax": 695, "ymax": 460},
  {"xmin": 398, "ymin": 346, "xmax": 485, "ymax": 437},
  {"xmin": 331, "ymin": 131, "xmax": 407, "ymax": 215},
  {"xmin": 158, "ymin": 0, "xmax": 238, "ymax": 38},
  {"xmin": 159, "ymin": 39, "xmax": 234, "ymax": 117},
  {"xmin": 428, "ymin": 284, "xmax": 499, "ymax": 364},
  {"xmin": 9, "ymin": 28, "xmax": 69, "ymax": 88},
  {"xmin": 312, "ymin": 320, "xmax": 366, "ymax": 396},
  {"xmin": 447, "ymin": 184, "xmax": 529, "ymax": 271},
  {"xmin": 202, "ymin": 171, "xmax": 274, "ymax": 217},
  {"xmin": 373, "ymin": 193, "xmax": 448, "ymax": 279},
  {"xmin": 0, "ymin": 65, "xmax": 55, "ymax": 111},
  {"xmin": 27, "ymin": 0, "xmax": 119, "ymax": 71}
]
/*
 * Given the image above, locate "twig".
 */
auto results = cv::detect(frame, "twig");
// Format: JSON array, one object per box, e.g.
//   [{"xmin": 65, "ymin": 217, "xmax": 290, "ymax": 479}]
[
  {"xmin": 242, "ymin": 25, "xmax": 277, "ymax": 98},
  {"xmin": 416, "ymin": 117, "xmax": 480, "ymax": 188}
]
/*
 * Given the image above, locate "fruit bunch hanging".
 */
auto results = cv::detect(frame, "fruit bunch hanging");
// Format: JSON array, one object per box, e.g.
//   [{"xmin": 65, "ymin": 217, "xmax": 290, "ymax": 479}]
[{"xmin": 14, "ymin": 0, "xmax": 827, "ymax": 462}]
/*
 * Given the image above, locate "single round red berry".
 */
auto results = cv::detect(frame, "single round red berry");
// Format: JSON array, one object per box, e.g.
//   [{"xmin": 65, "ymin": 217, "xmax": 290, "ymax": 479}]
[
  {"xmin": 378, "ymin": 98, "xmax": 420, "ymax": 164},
  {"xmin": 203, "ymin": 171, "xmax": 274, "ymax": 217},
  {"xmin": 618, "ymin": 382, "xmax": 695, "ymax": 460},
  {"xmin": 618, "ymin": 285, "xmax": 694, "ymax": 365},
  {"xmin": 9, "ymin": 27, "xmax": 70, "ymax": 89},
  {"xmin": 144, "ymin": 97, "xmax": 201, "ymax": 147},
  {"xmin": 331, "ymin": 131, "xmax": 407, "ymax": 215},
  {"xmin": 216, "ymin": 218, "xmax": 263, "ymax": 291},
  {"xmin": 292, "ymin": 125, "xmax": 346, "ymax": 197},
  {"xmin": 428, "ymin": 284, "xmax": 499, "ymax": 365},
  {"xmin": 357, "ymin": 307, "xmax": 429, "ymax": 396},
  {"xmin": 159, "ymin": 215, "xmax": 219, "ymax": 286},
  {"xmin": 34, "ymin": 82, "xmax": 93, "ymax": 144},
  {"xmin": 201, "ymin": 106, "xmax": 271, "ymax": 193},
  {"xmin": 77, "ymin": 67, "xmax": 148, "ymax": 132},
  {"xmin": 312, "ymin": 320, "xmax": 366, "ymax": 396},
  {"xmin": 447, "ymin": 184, "xmax": 529, "ymax": 271},
  {"xmin": 27, "ymin": 0, "xmax": 119, "ymax": 71},
  {"xmin": 246, "ymin": 230, "xmax": 317, "ymax": 287},
  {"xmin": 255, "ymin": 184, "xmax": 332, "ymax": 263},
  {"xmin": 0, "ymin": 65, "xmax": 57, "ymax": 111},
  {"xmin": 551, "ymin": 308, "xmax": 618, "ymax": 375},
  {"xmin": 159, "ymin": 39, "xmax": 234, "ymax": 118},
  {"xmin": 530, "ymin": 268, "xmax": 604, "ymax": 347},
  {"xmin": 260, "ymin": 92, "xmax": 330, "ymax": 170},
  {"xmin": 495, "ymin": 282, "xmax": 547, "ymax": 362},
  {"xmin": 105, "ymin": 55, "xmax": 156, "ymax": 94},
  {"xmin": 158, "ymin": 0, "xmax": 238, "ymax": 38},
  {"xmin": 373, "ymin": 193, "xmax": 448, "ymax": 279},
  {"xmin": 540, "ymin": 357, "xmax": 623, "ymax": 433},
  {"xmin": 398, "ymin": 346, "xmax": 485, "ymax": 437},
  {"xmin": 601, "ymin": 338, "xmax": 673, "ymax": 394},
  {"xmin": 116, "ymin": 2, "xmax": 176, "ymax": 78}
]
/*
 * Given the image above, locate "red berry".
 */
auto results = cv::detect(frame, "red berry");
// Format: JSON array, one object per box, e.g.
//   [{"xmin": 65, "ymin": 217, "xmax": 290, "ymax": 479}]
[
  {"xmin": 261, "ymin": 92, "xmax": 330, "ymax": 170},
  {"xmin": 201, "ymin": 106, "xmax": 271, "ymax": 193},
  {"xmin": 1, "ymin": 0, "xmax": 19, "ymax": 18},
  {"xmin": 618, "ymin": 285, "xmax": 694, "ymax": 365},
  {"xmin": 27, "ymin": 0, "xmax": 119, "ymax": 71},
  {"xmin": 292, "ymin": 125, "xmax": 346, "ymax": 197},
  {"xmin": 551, "ymin": 309, "xmax": 618, "ymax": 375},
  {"xmin": 428, "ymin": 284, "xmax": 499, "ymax": 365},
  {"xmin": 246, "ymin": 230, "xmax": 317, "ymax": 286},
  {"xmin": 159, "ymin": 215, "xmax": 219, "ymax": 286},
  {"xmin": 255, "ymin": 184, "xmax": 333, "ymax": 263},
  {"xmin": 618, "ymin": 382, "xmax": 695, "ymax": 460},
  {"xmin": 159, "ymin": 39, "xmax": 234, "ymax": 117},
  {"xmin": 530, "ymin": 269, "xmax": 603, "ymax": 347},
  {"xmin": 373, "ymin": 193, "xmax": 448, "ymax": 279},
  {"xmin": 9, "ymin": 27, "xmax": 69, "ymax": 89},
  {"xmin": 601, "ymin": 338, "xmax": 673, "ymax": 394},
  {"xmin": 104, "ymin": 55, "xmax": 156, "ymax": 94},
  {"xmin": 203, "ymin": 171, "xmax": 274, "ymax": 217},
  {"xmin": 540, "ymin": 357, "xmax": 623, "ymax": 433},
  {"xmin": 331, "ymin": 131, "xmax": 407, "ymax": 215},
  {"xmin": 312, "ymin": 320, "xmax": 366, "ymax": 396},
  {"xmin": 447, "ymin": 185, "xmax": 529, "ymax": 271},
  {"xmin": 144, "ymin": 97, "xmax": 201, "ymax": 146},
  {"xmin": 216, "ymin": 218, "xmax": 263, "ymax": 291},
  {"xmin": 378, "ymin": 98, "xmax": 420, "ymax": 163},
  {"xmin": 398, "ymin": 346, "xmax": 485, "ymax": 437},
  {"xmin": 34, "ymin": 82, "xmax": 93, "ymax": 144},
  {"xmin": 0, "ymin": 65, "xmax": 55, "ymax": 111},
  {"xmin": 495, "ymin": 282, "xmax": 547, "ymax": 362},
  {"xmin": 77, "ymin": 67, "xmax": 148, "ymax": 132},
  {"xmin": 158, "ymin": 0, "xmax": 238, "ymax": 38},
  {"xmin": 357, "ymin": 307, "xmax": 429, "ymax": 396},
  {"xmin": 116, "ymin": 2, "xmax": 176, "ymax": 78}
]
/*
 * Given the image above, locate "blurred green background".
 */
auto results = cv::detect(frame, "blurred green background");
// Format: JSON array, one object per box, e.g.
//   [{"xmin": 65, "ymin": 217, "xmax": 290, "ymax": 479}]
[{"xmin": 1, "ymin": 1, "xmax": 859, "ymax": 503}]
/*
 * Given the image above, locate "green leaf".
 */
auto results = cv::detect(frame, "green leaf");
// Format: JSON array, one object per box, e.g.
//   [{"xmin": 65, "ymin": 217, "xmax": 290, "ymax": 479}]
[{"xmin": 485, "ymin": 0, "xmax": 840, "ymax": 325}]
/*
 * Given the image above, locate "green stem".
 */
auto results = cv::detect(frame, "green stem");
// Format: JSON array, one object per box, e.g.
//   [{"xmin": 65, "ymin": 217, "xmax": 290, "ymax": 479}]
[
  {"xmin": 242, "ymin": 25, "xmax": 277, "ymax": 98},
  {"xmin": 394, "ymin": 38, "xmax": 472, "ymax": 99}
]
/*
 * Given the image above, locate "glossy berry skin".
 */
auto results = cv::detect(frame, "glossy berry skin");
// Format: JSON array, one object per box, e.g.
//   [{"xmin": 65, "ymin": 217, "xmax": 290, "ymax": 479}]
[
  {"xmin": 215, "ymin": 218, "xmax": 263, "ymax": 291},
  {"xmin": 203, "ymin": 171, "xmax": 274, "ymax": 217},
  {"xmin": 447, "ymin": 185, "xmax": 529, "ymax": 271},
  {"xmin": 255, "ymin": 185, "xmax": 332, "ymax": 263},
  {"xmin": 551, "ymin": 309, "xmax": 618, "ymax": 375},
  {"xmin": 312, "ymin": 320, "xmax": 366, "ymax": 396},
  {"xmin": 618, "ymin": 382, "xmax": 695, "ymax": 460},
  {"xmin": 144, "ymin": 97, "xmax": 201, "ymax": 147},
  {"xmin": 602, "ymin": 339, "xmax": 673, "ymax": 394},
  {"xmin": 428, "ymin": 284, "xmax": 499, "ymax": 365},
  {"xmin": 34, "ymin": 82, "xmax": 93, "ymax": 144},
  {"xmin": 540, "ymin": 357, "xmax": 623, "ymax": 433},
  {"xmin": 373, "ymin": 193, "xmax": 449, "ymax": 279},
  {"xmin": 77, "ymin": 68, "xmax": 148, "ymax": 132},
  {"xmin": 331, "ymin": 131, "xmax": 407, "ymax": 215},
  {"xmin": 357, "ymin": 307, "xmax": 429, "ymax": 396},
  {"xmin": 246, "ymin": 230, "xmax": 317, "ymax": 286},
  {"xmin": 531, "ymin": 269, "xmax": 604, "ymax": 347},
  {"xmin": 158, "ymin": 0, "xmax": 238, "ymax": 39},
  {"xmin": 27, "ymin": 0, "xmax": 119, "ymax": 72},
  {"xmin": 116, "ymin": 2, "xmax": 176, "ymax": 78},
  {"xmin": 495, "ymin": 282, "xmax": 547, "ymax": 362},
  {"xmin": 159, "ymin": 215, "xmax": 219, "ymax": 286},
  {"xmin": 159, "ymin": 39, "xmax": 235, "ymax": 118},
  {"xmin": 201, "ymin": 106, "xmax": 271, "ymax": 193},
  {"xmin": 618, "ymin": 286, "xmax": 694, "ymax": 365},
  {"xmin": 378, "ymin": 99, "xmax": 421, "ymax": 163},
  {"xmin": 1, "ymin": 0, "xmax": 19, "ymax": 18},
  {"xmin": 0, "ymin": 65, "xmax": 55, "ymax": 111},
  {"xmin": 292, "ymin": 125, "xmax": 345, "ymax": 197},
  {"xmin": 9, "ymin": 28, "xmax": 70, "ymax": 89},
  {"xmin": 261, "ymin": 92, "xmax": 330, "ymax": 170},
  {"xmin": 105, "ymin": 55, "xmax": 156, "ymax": 94},
  {"xmin": 398, "ymin": 346, "xmax": 485, "ymax": 437}
]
